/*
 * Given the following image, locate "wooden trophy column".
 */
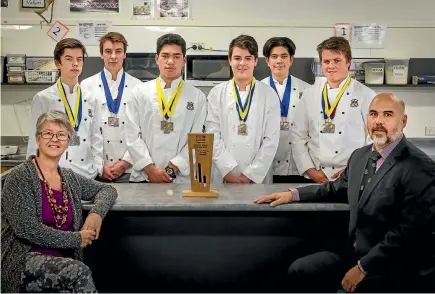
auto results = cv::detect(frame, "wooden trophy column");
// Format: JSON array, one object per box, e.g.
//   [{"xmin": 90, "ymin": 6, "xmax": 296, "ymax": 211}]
[{"xmin": 182, "ymin": 133, "xmax": 218, "ymax": 197}]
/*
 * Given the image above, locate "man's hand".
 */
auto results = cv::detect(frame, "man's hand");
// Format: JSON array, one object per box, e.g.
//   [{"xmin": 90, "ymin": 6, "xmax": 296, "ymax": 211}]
[
  {"xmin": 144, "ymin": 164, "xmax": 173, "ymax": 183},
  {"xmin": 331, "ymin": 167, "xmax": 346, "ymax": 179},
  {"xmin": 254, "ymin": 191, "xmax": 293, "ymax": 207},
  {"xmin": 81, "ymin": 212, "xmax": 103, "ymax": 239},
  {"xmin": 110, "ymin": 160, "xmax": 130, "ymax": 178},
  {"xmin": 341, "ymin": 265, "xmax": 365, "ymax": 293},
  {"xmin": 305, "ymin": 168, "xmax": 329, "ymax": 183},
  {"xmin": 239, "ymin": 173, "xmax": 252, "ymax": 184},
  {"xmin": 224, "ymin": 171, "xmax": 243, "ymax": 183},
  {"xmin": 101, "ymin": 163, "xmax": 115, "ymax": 181}
]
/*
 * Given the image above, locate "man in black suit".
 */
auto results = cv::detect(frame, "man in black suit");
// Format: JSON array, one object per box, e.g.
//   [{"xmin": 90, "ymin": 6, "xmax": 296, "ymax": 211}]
[{"xmin": 255, "ymin": 93, "xmax": 435, "ymax": 292}]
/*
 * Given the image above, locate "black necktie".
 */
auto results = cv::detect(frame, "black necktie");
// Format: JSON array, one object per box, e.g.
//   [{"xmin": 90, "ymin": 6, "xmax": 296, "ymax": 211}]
[{"xmin": 359, "ymin": 150, "xmax": 382, "ymax": 199}]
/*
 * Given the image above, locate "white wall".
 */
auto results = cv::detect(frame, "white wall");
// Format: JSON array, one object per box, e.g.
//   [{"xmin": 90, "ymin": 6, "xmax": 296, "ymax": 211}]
[{"xmin": 1, "ymin": 0, "xmax": 435, "ymax": 137}]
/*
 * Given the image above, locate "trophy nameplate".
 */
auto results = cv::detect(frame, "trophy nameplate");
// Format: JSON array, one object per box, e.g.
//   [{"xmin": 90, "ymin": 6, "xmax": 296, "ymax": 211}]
[{"xmin": 182, "ymin": 133, "xmax": 218, "ymax": 197}]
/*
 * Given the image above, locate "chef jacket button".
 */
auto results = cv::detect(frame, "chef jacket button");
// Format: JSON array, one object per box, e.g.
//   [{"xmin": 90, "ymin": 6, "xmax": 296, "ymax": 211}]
[
  {"xmin": 320, "ymin": 111, "xmax": 323, "ymax": 114},
  {"xmin": 120, "ymin": 140, "xmax": 123, "ymax": 143},
  {"xmin": 289, "ymin": 142, "xmax": 291, "ymax": 145},
  {"xmin": 286, "ymin": 160, "xmax": 289, "ymax": 163},
  {"xmin": 122, "ymin": 122, "xmax": 125, "ymax": 124},
  {"xmin": 104, "ymin": 122, "xmax": 107, "ymax": 124},
  {"xmin": 320, "ymin": 131, "xmax": 323, "ymax": 133},
  {"xmin": 332, "ymin": 166, "xmax": 335, "ymax": 169},
  {"xmin": 107, "ymin": 140, "xmax": 110, "ymax": 143},
  {"xmin": 110, "ymin": 159, "xmax": 113, "ymax": 161},
  {"xmin": 81, "ymin": 159, "xmax": 84, "ymax": 162},
  {"xmin": 291, "ymin": 123, "xmax": 293, "ymax": 126},
  {"xmin": 119, "ymin": 158, "xmax": 122, "ymax": 161},
  {"xmin": 84, "ymin": 118, "xmax": 87, "ymax": 121},
  {"xmin": 125, "ymin": 85, "xmax": 128, "ymax": 88},
  {"xmin": 339, "ymin": 131, "xmax": 342, "ymax": 134},
  {"xmin": 83, "ymin": 139, "xmax": 86, "ymax": 142},
  {"xmin": 321, "ymin": 166, "xmax": 324, "ymax": 169},
  {"xmin": 277, "ymin": 161, "xmax": 281, "ymax": 163},
  {"xmin": 335, "ymin": 151, "xmax": 338, "ymax": 154},
  {"xmin": 99, "ymin": 84, "xmax": 102, "ymax": 87},
  {"xmin": 263, "ymin": 137, "xmax": 266, "ymax": 139},
  {"xmin": 347, "ymin": 92, "xmax": 349, "ymax": 95},
  {"xmin": 342, "ymin": 112, "xmax": 345, "ymax": 114},
  {"xmin": 293, "ymin": 88, "xmax": 296, "ymax": 90},
  {"xmin": 69, "ymin": 160, "xmax": 72, "ymax": 162},
  {"xmin": 124, "ymin": 103, "xmax": 126, "ymax": 105},
  {"xmin": 293, "ymin": 105, "xmax": 295, "ymax": 108},
  {"xmin": 84, "ymin": 99, "xmax": 87, "ymax": 102},
  {"xmin": 58, "ymin": 99, "xmax": 61, "ymax": 102}
]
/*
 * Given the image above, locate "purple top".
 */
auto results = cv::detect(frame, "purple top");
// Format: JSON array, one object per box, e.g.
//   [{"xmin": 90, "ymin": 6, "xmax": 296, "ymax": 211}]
[{"xmin": 31, "ymin": 180, "xmax": 74, "ymax": 257}]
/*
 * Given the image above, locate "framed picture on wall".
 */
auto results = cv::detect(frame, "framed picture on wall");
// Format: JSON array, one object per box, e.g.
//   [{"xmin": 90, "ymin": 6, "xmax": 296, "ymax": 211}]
[
  {"xmin": 21, "ymin": 0, "xmax": 46, "ymax": 9},
  {"xmin": 70, "ymin": 0, "xmax": 120, "ymax": 13},
  {"xmin": 1, "ymin": 0, "xmax": 8, "ymax": 8}
]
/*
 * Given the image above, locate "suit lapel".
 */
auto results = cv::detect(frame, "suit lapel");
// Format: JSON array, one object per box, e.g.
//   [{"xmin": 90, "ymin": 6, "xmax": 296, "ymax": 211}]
[{"xmin": 358, "ymin": 138, "xmax": 407, "ymax": 209}]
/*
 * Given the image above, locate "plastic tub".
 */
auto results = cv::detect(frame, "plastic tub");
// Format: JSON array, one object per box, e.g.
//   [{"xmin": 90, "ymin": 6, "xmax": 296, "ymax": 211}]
[
  {"xmin": 364, "ymin": 62, "xmax": 385, "ymax": 85},
  {"xmin": 385, "ymin": 59, "xmax": 409, "ymax": 85}
]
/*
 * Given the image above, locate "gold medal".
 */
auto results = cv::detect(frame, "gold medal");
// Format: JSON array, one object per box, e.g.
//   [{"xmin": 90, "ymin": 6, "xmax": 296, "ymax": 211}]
[
  {"xmin": 280, "ymin": 121, "xmax": 289, "ymax": 131},
  {"xmin": 322, "ymin": 119, "xmax": 336, "ymax": 133}
]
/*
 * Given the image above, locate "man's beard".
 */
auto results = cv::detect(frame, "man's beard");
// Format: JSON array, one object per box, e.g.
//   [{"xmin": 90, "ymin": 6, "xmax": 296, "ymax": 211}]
[{"xmin": 370, "ymin": 124, "xmax": 402, "ymax": 146}]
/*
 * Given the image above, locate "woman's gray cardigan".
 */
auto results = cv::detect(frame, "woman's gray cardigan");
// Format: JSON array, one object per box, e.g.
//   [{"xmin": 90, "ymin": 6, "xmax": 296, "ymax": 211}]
[{"xmin": 1, "ymin": 156, "xmax": 118, "ymax": 293}]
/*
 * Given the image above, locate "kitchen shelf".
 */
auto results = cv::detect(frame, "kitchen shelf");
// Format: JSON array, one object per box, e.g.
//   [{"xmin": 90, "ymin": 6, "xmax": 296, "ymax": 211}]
[{"xmin": 363, "ymin": 84, "xmax": 435, "ymax": 87}]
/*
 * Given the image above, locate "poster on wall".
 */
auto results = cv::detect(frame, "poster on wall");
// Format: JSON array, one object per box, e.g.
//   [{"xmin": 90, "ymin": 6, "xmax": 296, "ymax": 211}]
[
  {"xmin": 351, "ymin": 23, "xmax": 387, "ymax": 49},
  {"xmin": 77, "ymin": 21, "xmax": 112, "ymax": 45},
  {"xmin": 21, "ymin": 0, "xmax": 46, "ymax": 8},
  {"xmin": 157, "ymin": 0, "xmax": 190, "ymax": 19},
  {"xmin": 131, "ymin": 0, "xmax": 154, "ymax": 19},
  {"xmin": 1, "ymin": 0, "xmax": 8, "ymax": 7},
  {"xmin": 70, "ymin": 0, "xmax": 119, "ymax": 13},
  {"xmin": 334, "ymin": 23, "xmax": 351, "ymax": 41}
]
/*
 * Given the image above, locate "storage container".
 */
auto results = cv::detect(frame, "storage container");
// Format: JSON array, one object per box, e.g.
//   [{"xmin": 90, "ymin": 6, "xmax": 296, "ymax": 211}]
[
  {"xmin": 6, "ymin": 54, "xmax": 26, "ymax": 65},
  {"xmin": 26, "ymin": 57, "xmax": 56, "ymax": 70},
  {"xmin": 385, "ymin": 59, "xmax": 409, "ymax": 85},
  {"xmin": 7, "ymin": 73, "xmax": 25, "ymax": 83},
  {"xmin": 25, "ymin": 70, "xmax": 58, "ymax": 83},
  {"xmin": 6, "ymin": 64, "xmax": 26, "ymax": 73},
  {"xmin": 364, "ymin": 62, "xmax": 385, "ymax": 85}
]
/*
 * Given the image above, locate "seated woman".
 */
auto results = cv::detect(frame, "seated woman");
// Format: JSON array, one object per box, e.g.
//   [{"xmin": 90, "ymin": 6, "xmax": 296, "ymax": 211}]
[{"xmin": 1, "ymin": 111, "xmax": 118, "ymax": 293}]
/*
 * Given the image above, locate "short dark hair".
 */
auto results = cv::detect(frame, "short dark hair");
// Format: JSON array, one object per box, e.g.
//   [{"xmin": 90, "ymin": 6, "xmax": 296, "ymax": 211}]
[
  {"xmin": 156, "ymin": 33, "xmax": 186, "ymax": 56},
  {"xmin": 229, "ymin": 34, "xmax": 258, "ymax": 59},
  {"xmin": 263, "ymin": 37, "xmax": 296, "ymax": 57},
  {"xmin": 316, "ymin": 36, "xmax": 352, "ymax": 63},
  {"xmin": 99, "ymin": 32, "xmax": 128, "ymax": 55},
  {"xmin": 54, "ymin": 38, "xmax": 87, "ymax": 63}
]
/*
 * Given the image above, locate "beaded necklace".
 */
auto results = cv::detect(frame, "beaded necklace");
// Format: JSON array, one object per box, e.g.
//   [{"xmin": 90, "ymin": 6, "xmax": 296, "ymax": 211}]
[{"xmin": 34, "ymin": 158, "xmax": 69, "ymax": 229}]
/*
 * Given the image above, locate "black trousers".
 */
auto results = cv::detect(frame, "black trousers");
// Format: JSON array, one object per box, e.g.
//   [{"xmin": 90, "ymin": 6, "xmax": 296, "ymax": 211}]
[
  {"xmin": 287, "ymin": 250, "xmax": 421, "ymax": 293},
  {"xmin": 273, "ymin": 175, "xmax": 314, "ymax": 184}
]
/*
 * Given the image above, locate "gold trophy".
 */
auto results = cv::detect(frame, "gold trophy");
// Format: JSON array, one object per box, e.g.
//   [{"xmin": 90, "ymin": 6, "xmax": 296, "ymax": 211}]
[{"xmin": 182, "ymin": 133, "xmax": 218, "ymax": 197}]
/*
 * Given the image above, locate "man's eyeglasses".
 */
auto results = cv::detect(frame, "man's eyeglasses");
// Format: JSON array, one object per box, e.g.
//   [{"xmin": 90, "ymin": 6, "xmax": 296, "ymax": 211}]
[{"xmin": 38, "ymin": 131, "xmax": 69, "ymax": 141}]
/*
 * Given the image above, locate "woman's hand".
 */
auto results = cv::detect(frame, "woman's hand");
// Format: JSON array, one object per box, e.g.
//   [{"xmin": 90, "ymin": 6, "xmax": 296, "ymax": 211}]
[
  {"xmin": 81, "ymin": 212, "xmax": 103, "ymax": 239},
  {"xmin": 80, "ymin": 230, "xmax": 96, "ymax": 248}
]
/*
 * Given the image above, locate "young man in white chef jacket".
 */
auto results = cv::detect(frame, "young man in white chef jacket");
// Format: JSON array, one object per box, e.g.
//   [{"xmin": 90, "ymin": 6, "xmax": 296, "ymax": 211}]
[
  {"xmin": 261, "ymin": 37, "xmax": 311, "ymax": 183},
  {"xmin": 80, "ymin": 32, "xmax": 142, "ymax": 183},
  {"xmin": 205, "ymin": 34, "xmax": 281, "ymax": 184},
  {"xmin": 291, "ymin": 36, "xmax": 376, "ymax": 183},
  {"xmin": 27, "ymin": 38, "xmax": 104, "ymax": 179},
  {"xmin": 125, "ymin": 33, "xmax": 207, "ymax": 183}
]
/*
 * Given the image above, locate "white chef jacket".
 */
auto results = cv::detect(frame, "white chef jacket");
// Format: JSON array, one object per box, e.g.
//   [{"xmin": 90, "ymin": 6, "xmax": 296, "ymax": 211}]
[
  {"xmin": 80, "ymin": 68, "xmax": 143, "ymax": 174},
  {"xmin": 261, "ymin": 75, "xmax": 310, "ymax": 176},
  {"xmin": 125, "ymin": 76, "xmax": 207, "ymax": 183},
  {"xmin": 205, "ymin": 79, "xmax": 281, "ymax": 184},
  {"xmin": 26, "ymin": 80, "xmax": 104, "ymax": 179},
  {"xmin": 291, "ymin": 77, "xmax": 376, "ymax": 179}
]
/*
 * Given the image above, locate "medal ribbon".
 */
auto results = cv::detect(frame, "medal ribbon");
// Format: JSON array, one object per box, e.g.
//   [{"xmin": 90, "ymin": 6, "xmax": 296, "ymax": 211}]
[
  {"xmin": 57, "ymin": 79, "xmax": 82, "ymax": 132},
  {"xmin": 321, "ymin": 76, "xmax": 351, "ymax": 120},
  {"xmin": 269, "ymin": 75, "xmax": 292, "ymax": 118},
  {"xmin": 232, "ymin": 78, "xmax": 255, "ymax": 122},
  {"xmin": 101, "ymin": 71, "xmax": 126, "ymax": 114},
  {"xmin": 156, "ymin": 77, "xmax": 184, "ymax": 120}
]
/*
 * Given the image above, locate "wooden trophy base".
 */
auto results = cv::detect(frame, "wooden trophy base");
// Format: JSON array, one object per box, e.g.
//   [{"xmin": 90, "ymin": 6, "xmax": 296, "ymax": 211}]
[{"xmin": 182, "ymin": 190, "xmax": 218, "ymax": 198}]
